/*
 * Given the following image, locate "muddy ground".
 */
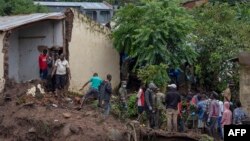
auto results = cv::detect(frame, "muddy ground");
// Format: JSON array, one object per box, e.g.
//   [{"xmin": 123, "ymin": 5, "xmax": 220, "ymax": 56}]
[{"xmin": 0, "ymin": 81, "xmax": 210, "ymax": 141}]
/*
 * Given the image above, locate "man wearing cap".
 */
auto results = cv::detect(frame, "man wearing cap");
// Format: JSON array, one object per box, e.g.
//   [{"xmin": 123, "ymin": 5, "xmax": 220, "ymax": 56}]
[{"xmin": 166, "ymin": 84, "xmax": 181, "ymax": 132}]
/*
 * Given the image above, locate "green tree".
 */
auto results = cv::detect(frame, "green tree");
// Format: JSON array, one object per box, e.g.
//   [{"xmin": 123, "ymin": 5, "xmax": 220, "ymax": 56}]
[
  {"xmin": 113, "ymin": 0, "xmax": 197, "ymax": 69},
  {"xmin": 137, "ymin": 64, "xmax": 169, "ymax": 88},
  {"xmin": 0, "ymin": 0, "xmax": 47, "ymax": 16},
  {"xmin": 192, "ymin": 3, "xmax": 250, "ymax": 91}
]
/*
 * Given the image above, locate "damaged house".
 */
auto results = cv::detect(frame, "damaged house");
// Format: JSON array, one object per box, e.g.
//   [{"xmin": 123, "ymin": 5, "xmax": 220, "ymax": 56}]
[{"xmin": 0, "ymin": 9, "xmax": 120, "ymax": 93}]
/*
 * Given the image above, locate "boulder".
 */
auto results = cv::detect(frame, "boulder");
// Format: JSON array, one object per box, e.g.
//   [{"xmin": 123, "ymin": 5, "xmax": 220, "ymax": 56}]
[{"xmin": 107, "ymin": 128, "xmax": 123, "ymax": 141}]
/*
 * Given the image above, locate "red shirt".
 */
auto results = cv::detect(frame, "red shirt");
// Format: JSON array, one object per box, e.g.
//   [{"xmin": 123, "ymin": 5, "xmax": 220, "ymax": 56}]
[
  {"xmin": 39, "ymin": 54, "xmax": 48, "ymax": 70},
  {"xmin": 137, "ymin": 88, "xmax": 145, "ymax": 106},
  {"xmin": 178, "ymin": 102, "xmax": 182, "ymax": 116}
]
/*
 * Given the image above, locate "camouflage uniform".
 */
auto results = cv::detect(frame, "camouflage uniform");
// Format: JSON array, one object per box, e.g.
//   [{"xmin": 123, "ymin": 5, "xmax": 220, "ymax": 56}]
[
  {"xmin": 119, "ymin": 81, "xmax": 128, "ymax": 119},
  {"xmin": 154, "ymin": 92, "xmax": 166, "ymax": 129}
]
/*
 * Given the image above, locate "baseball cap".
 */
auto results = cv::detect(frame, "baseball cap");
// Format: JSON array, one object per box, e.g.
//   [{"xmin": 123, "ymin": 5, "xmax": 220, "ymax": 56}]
[{"xmin": 168, "ymin": 84, "xmax": 177, "ymax": 89}]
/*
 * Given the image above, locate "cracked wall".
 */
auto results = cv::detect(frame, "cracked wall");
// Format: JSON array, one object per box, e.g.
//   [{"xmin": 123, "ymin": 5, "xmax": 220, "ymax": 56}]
[{"xmin": 68, "ymin": 10, "xmax": 120, "ymax": 92}]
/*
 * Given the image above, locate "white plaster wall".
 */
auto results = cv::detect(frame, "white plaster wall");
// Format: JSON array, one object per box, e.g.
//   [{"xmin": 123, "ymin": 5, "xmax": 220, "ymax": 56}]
[
  {"xmin": 68, "ymin": 11, "xmax": 120, "ymax": 93},
  {"xmin": 8, "ymin": 30, "xmax": 20, "ymax": 82},
  {"xmin": 0, "ymin": 33, "xmax": 5, "ymax": 92}
]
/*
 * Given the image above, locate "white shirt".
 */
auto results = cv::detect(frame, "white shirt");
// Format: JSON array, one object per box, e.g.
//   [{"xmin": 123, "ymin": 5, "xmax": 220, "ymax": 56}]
[
  {"xmin": 217, "ymin": 100, "xmax": 224, "ymax": 117},
  {"xmin": 55, "ymin": 59, "xmax": 69, "ymax": 75}
]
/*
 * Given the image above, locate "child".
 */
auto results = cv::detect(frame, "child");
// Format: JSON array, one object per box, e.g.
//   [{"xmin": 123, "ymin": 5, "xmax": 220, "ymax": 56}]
[{"xmin": 221, "ymin": 101, "xmax": 232, "ymax": 139}]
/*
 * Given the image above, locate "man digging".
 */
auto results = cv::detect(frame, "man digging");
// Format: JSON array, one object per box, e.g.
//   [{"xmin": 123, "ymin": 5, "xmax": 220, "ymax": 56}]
[{"xmin": 78, "ymin": 73, "xmax": 103, "ymax": 109}]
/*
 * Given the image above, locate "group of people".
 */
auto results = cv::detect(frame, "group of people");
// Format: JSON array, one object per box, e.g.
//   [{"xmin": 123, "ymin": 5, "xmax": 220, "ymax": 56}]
[
  {"xmin": 135, "ymin": 83, "xmax": 248, "ymax": 139},
  {"xmin": 136, "ymin": 83, "xmax": 181, "ymax": 131},
  {"xmin": 193, "ymin": 90, "xmax": 248, "ymax": 139},
  {"xmin": 39, "ymin": 49, "xmax": 248, "ymax": 138},
  {"xmin": 38, "ymin": 49, "xmax": 71, "ymax": 95}
]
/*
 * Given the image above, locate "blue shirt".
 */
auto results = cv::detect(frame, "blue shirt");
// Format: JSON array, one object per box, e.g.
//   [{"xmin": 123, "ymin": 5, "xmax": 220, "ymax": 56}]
[
  {"xmin": 90, "ymin": 76, "xmax": 103, "ymax": 90},
  {"xmin": 197, "ymin": 100, "xmax": 206, "ymax": 120}
]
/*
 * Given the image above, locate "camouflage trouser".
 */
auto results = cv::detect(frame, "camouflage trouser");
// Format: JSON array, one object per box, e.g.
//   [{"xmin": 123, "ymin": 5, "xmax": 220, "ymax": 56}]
[
  {"xmin": 119, "ymin": 101, "xmax": 128, "ymax": 119},
  {"xmin": 160, "ymin": 109, "xmax": 168, "ymax": 130},
  {"xmin": 155, "ymin": 109, "xmax": 164, "ymax": 129}
]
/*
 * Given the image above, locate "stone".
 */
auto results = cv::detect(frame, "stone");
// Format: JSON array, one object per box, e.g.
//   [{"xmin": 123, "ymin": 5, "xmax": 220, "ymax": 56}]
[
  {"xmin": 28, "ymin": 127, "xmax": 36, "ymax": 133},
  {"xmin": 85, "ymin": 111, "xmax": 93, "ymax": 116},
  {"xmin": 107, "ymin": 128, "xmax": 123, "ymax": 141},
  {"xmin": 52, "ymin": 104, "xmax": 58, "ymax": 108},
  {"xmin": 74, "ymin": 96, "xmax": 81, "ymax": 104},
  {"xmin": 37, "ymin": 84, "xmax": 45, "ymax": 94},
  {"xmin": 70, "ymin": 125, "xmax": 80, "ymax": 134},
  {"xmin": 65, "ymin": 97, "xmax": 72, "ymax": 102},
  {"xmin": 62, "ymin": 124, "xmax": 71, "ymax": 137},
  {"xmin": 63, "ymin": 112, "xmax": 71, "ymax": 118},
  {"xmin": 26, "ymin": 86, "xmax": 36, "ymax": 97}
]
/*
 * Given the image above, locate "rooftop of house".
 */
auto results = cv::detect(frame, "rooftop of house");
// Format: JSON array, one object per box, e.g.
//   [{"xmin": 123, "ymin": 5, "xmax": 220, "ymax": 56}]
[
  {"xmin": 0, "ymin": 12, "xmax": 64, "ymax": 32},
  {"xmin": 34, "ymin": 1, "xmax": 113, "ymax": 10}
]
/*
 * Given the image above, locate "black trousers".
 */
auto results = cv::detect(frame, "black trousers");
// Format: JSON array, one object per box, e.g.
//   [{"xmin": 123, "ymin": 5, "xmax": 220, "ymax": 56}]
[{"xmin": 56, "ymin": 74, "xmax": 67, "ymax": 89}]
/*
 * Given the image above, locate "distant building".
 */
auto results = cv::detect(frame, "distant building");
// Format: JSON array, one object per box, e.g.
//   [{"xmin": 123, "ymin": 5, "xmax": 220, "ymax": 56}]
[{"xmin": 34, "ymin": 1, "xmax": 113, "ymax": 24}]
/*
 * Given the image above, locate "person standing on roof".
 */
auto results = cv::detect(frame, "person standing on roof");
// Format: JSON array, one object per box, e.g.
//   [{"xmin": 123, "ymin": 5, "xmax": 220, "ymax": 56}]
[
  {"xmin": 166, "ymin": 84, "xmax": 181, "ymax": 132},
  {"xmin": 79, "ymin": 73, "xmax": 103, "ymax": 108},
  {"xmin": 39, "ymin": 49, "xmax": 49, "ymax": 80}
]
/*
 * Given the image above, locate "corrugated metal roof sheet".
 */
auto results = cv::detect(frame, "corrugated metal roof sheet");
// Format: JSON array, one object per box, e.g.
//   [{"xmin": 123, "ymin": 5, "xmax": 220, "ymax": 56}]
[
  {"xmin": 34, "ymin": 1, "xmax": 112, "ymax": 10},
  {"xmin": 0, "ymin": 12, "xmax": 64, "ymax": 32}
]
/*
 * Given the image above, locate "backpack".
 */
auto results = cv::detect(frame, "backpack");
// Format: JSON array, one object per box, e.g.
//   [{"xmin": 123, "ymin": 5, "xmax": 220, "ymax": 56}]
[{"xmin": 99, "ymin": 81, "xmax": 107, "ymax": 96}]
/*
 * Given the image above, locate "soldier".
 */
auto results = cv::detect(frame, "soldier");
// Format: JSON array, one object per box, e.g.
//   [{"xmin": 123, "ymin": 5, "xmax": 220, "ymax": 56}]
[
  {"xmin": 154, "ymin": 88, "xmax": 166, "ymax": 129},
  {"xmin": 119, "ymin": 81, "xmax": 128, "ymax": 119}
]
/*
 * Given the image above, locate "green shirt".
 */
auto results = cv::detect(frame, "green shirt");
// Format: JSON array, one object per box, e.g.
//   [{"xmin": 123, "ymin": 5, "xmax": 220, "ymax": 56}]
[{"xmin": 90, "ymin": 76, "xmax": 103, "ymax": 90}]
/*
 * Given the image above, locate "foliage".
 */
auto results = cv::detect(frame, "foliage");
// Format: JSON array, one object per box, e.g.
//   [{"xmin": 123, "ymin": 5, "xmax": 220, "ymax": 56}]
[
  {"xmin": 111, "ymin": 94, "xmax": 138, "ymax": 119},
  {"xmin": 192, "ymin": 2, "xmax": 250, "ymax": 91},
  {"xmin": 137, "ymin": 64, "xmax": 169, "ymax": 88},
  {"xmin": 127, "ymin": 94, "xmax": 137, "ymax": 118},
  {"xmin": 0, "ymin": 0, "xmax": 47, "ymax": 16},
  {"xmin": 112, "ymin": 0, "xmax": 197, "ymax": 69}
]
